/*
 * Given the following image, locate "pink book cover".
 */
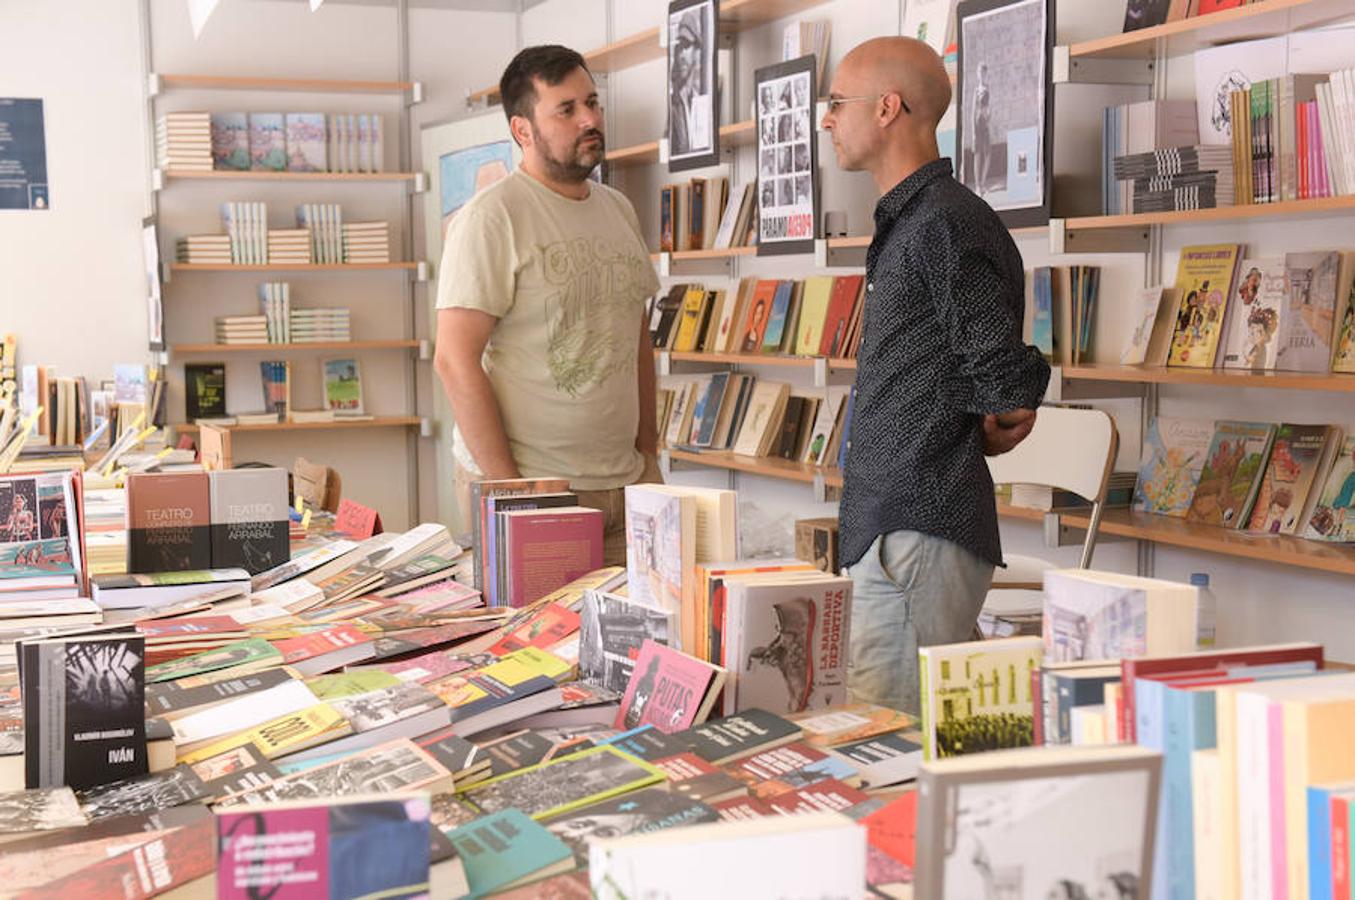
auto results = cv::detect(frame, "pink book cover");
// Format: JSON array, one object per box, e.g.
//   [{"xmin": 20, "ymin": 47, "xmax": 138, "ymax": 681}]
[
  {"xmin": 396, "ymin": 578, "xmax": 482, "ymax": 612},
  {"xmin": 378, "ymin": 651, "xmax": 475, "ymax": 685},
  {"xmin": 274, "ymin": 623, "xmax": 369, "ymax": 664},
  {"xmin": 614, "ymin": 638, "xmax": 718, "ymax": 733},
  {"xmin": 1269, "ymin": 701, "xmax": 1289, "ymax": 900},
  {"xmin": 217, "ymin": 805, "xmax": 330, "ymax": 899},
  {"xmin": 502, "ymin": 507, "xmax": 603, "ymax": 608}
]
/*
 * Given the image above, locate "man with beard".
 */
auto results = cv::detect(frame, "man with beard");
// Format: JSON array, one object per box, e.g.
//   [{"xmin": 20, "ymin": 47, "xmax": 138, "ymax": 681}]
[{"xmin": 435, "ymin": 46, "xmax": 663, "ymax": 563}]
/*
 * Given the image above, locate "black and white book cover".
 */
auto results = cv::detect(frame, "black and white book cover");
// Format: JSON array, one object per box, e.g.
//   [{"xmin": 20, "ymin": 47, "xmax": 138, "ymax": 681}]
[
  {"xmin": 461, "ymin": 746, "xmax": 660, "ymax": 819},
  {"xmin": 329, "ymin": 681, "xmax": 445, "ymax": 732},
  {"xmin": 22, "ymin": 635, "xmax": 147, "ymax": 790},
  {"xmin": 543, "ymin": 786, "xmax": 719, "ymax": 862},
  {"xmin": 678, "ymin": 708, "xmax": 801, "ymax": 764},
  {"xmin": 417, "ymin": 729, "xmax": 480, "ymax": 774},
  {"xmin": 188, "ymin": 743, "xmax": 284, "ymax": 799},
  {"xmin": 218, "ymin": 739, "xmax": 448, "ymax": 806},
  {"xmin": 76, "ymin": 765, "xmax": 209, "ymax": 822},
  {"xmin": 482, "ymin": 731, "xmax": 556, "ymax": 777},
  {"xmin": 145, "ymin": 666, "xmax": 296, "ymax": 717},
  {"xmin": 836, "ymin": 732, "xmax": 924, "ymax": 789},
  {"xmin": 0, "ymin": 786, "xmax": 87, "ymax": 833},
  {"xmin": 579, "ymin": 589, "xmax": 676, "ymax": 694},
  {"xmin": 208, "ymin": 467, "xmax": 290, "ymax": 574}
]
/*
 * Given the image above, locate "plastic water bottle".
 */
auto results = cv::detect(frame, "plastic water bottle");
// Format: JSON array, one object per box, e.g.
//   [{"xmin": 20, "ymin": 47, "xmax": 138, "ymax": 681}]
[{"xmin": 1191, "ymin": 573, "xmax": 1217, "ymax": 648}]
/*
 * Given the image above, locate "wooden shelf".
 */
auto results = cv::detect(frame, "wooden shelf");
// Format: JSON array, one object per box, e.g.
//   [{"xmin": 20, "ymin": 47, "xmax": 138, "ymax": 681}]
[
  {"xmin": 177, "ymin": 416, "xmax": 420, "ymax": 434},
  {"xmin": 170, "ymin": 263, "xmax": 416, "ymax": 273},
  {"xmin": 1062, "ymin": 364, "xmax": 1355, "ymax": 393},
  {"xmin": 161, "ymin": 170, "xmax": 418, "ymax": 183},
  {"xmin": 156, "ymin": 73, "xmax": 413, "ymax": 93},
  {"xmin": 172, "ymin": 340, "xmax": 420, "ymax": 354},
  {"xmin": 650, "ymin": 246, "xmax": 758, "ymax": 263},
  {"xmin": 649, "ymin": 227, "xmax": 1041, "ymax": 265},
  {"xmin": 607, "ymin": 118, "xmax": 758, "ymax": 167},
  {"xmin": 667, "ymin": 351, "xmax": 856, "ymax": 370},
  {"xmin": 666, "ymin": 447, "xmax": 842, "ymax": 487},
  {"xmin": 999, "ymin": 504, "xmax": 1355, "ymax": 578},
  {"xmin": 1064, "ymin": 195, "xmax": 1355, "ymax": 231},
  {"xmin": 1068, "ymin": 0, "xmax": 1351, "ymax": 60},
  {"xmin": 470, "ymin": 0, "xmax": 832, "ymax": 103}
]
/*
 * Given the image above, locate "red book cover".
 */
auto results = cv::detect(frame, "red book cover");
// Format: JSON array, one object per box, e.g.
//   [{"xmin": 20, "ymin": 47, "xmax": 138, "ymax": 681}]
[
  {"xmin": 819, "ymin": 275, "xmax": 864, "ymax": 357},
  {"xmin": 126, "ymin": 471, "xmax": 211, "ymax": 573},
  {"xmin": 501, "ymin": 507, "xmax": 603, "ymax": 608},
  {"xmin": 653, "ymin": 751, "xmax": 721, "ymax": 782},
  {"xmin": 1194, "ymin": 0, "xmax": 1244, "ymax": 14},
  {"xmin": 615, "ymin": 639, "xmax": 724, "ymax": 733},
  {"xmin": 273, "ymin": 624, "xmax": 370, "ymax": 665},
  {"xmin": 138, "ymin": 616, "xmax": 245, "ymax": 639},
  {"xmin": 488, "ymin": 602, "xmax": 581, "ymax": 656},
  {"xmin": 713, "ymin": 794, "xmax": 774, "ymax": 820},
  {"xmin": 1335, "ymin": 794, "xmax": 1352, "ymax": 900},
  {"xmin": 764, "ymin": 778, "xmax": 869, "ymax": 815},
  {"xmin": 1117, "ymin": 644, "xmax": 1323, "ymax": 741},
  {"xmin": 862, "ymin": 791, "xmax": 917, "ymax": 868},
  {"xmin": 736, "ymin": 281, "xmax": 780, "ymax": 354}
]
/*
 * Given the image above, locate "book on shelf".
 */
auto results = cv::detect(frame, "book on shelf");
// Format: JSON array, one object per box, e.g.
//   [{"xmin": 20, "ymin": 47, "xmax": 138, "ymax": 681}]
[
  {"xmin": 247, "ymin": 112, "xmax": 286, "ymax": 172},
  {"xmin": 782, "ymin": 19, "xmax": 831, "ymax": 83},
  {"xmin": 342, "ymin": 220, "xmax": 391, "ymax": 264},
  {"xmin": 1185, "ymin": 419, "xmax": 1275, "ymax": 528},
  {"xmin": 1304, "ymin": 433, "xmax": 1355, "ymax": 542},
  {"xmin": 184, "ymin": 362, "xmax": 225, "ymax": 422},
  {"xmin": 156, "ymin": 112, "xmax": 212, "ymax": 171},
  {"xmin": 1245, "ymin": 423, "xmax": 1343, "ymax": 535},
  {"xmin": 282, "ymin": 112, "xmax": 326, "ymax": 172},
  {"xmin": 793, "ymin": 517, "xmax": 839, "ymax": 573},
  {"xmin": 1277, "ymin": 250, "xmax": 1343, "ymax": 373},
  {"xmin": 321, "ymin": 357, "xmax": 363, "ymax": 415},
  {"xmin": 1102, "ymin": 100, "xmax": 1200, "ymax": 214},
  {"xmin": 177, "ymin": 234, "xmax": 232, "ymax": 264},
  {"xmin": 259, "ymin": 360, "xmax": 290, "ymax": 418},
  {"xmin": 209, "ymin": 112, "xmax": 249, "ymax": 171},
  {"xmin": 1166, "ymin": 243, "xmax": 1243, "ymax": 368}
]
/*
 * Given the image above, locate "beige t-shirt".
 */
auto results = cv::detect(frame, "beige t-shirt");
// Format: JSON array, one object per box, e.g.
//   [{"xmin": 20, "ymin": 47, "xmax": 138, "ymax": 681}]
[{"xmin": 436, "ymin": 169, "xmax": 660, "ymax": 490}]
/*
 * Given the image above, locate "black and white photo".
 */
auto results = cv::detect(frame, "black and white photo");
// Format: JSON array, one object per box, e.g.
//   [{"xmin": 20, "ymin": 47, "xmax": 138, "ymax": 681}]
[
  {"xmin": 755, "ymin": 55, "xmax": 817, "ymax": 256},
  {"xmin": 667, "ymin": 0, "xmax": 720, "ymax": 171},
  {"xmin": 957, "ymin": 0, "xmax": 1053, "ymax": 227}
]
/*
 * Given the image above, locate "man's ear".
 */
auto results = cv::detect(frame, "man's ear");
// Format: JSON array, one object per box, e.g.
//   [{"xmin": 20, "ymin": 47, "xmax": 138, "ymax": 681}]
[
  {"xmin": 877, "ymin": 93, "xmax": 905, "ymax": 129},
  {"xmin": 509, "ymin": 114, "xmax": 533, "ymax": 149}
]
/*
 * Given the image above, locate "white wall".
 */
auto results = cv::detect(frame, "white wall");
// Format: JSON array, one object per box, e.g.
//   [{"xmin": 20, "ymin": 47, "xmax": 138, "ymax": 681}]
[{"xmin": 0, "ymin": 0, "xmax": 151, "ymax": 378}]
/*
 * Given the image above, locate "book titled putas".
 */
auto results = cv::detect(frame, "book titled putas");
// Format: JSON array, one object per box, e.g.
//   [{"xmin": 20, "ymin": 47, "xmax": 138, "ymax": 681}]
[{"xmin": 209, "ymin": 467, "xmax": 290, "ymax": 575}]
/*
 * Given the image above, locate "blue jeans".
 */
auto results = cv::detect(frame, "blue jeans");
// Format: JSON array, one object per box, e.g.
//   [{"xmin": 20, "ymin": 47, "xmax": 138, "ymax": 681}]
[{"xmin": 845, "ymin": 530, "xmax": 995, "ymax": 716}]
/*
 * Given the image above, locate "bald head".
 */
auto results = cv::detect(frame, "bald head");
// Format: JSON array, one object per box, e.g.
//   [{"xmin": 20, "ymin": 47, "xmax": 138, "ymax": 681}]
[{"xmin": 838, "ymin": 37, "xmax": 952, "ymax": 129}]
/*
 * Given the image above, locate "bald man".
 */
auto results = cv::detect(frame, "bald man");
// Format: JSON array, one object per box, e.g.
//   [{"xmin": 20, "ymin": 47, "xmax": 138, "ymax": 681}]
[{"xmin": 821, "ymin": 38, "xmax": 1051, "ymax": 715}]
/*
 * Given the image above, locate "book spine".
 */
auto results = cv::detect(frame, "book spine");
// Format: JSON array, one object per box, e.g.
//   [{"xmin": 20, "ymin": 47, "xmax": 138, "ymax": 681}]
[
  {"xmin": 1334, "ymin": 794, "xmax": 1352, "ymax": 900},
  {"xmin": 1311, "ymin": 787, "xmax": 1335, "ymax": 900}
]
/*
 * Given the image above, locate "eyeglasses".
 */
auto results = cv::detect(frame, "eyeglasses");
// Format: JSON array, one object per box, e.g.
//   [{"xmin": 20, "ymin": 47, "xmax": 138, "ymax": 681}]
[{"xmin": 825, "ymin": 93, "xmax": 912, "ymax": 116}]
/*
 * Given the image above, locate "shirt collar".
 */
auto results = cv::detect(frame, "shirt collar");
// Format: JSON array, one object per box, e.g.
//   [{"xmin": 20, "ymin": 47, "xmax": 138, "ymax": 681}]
[{"xmin": 873, "ymin": 157, "xmax": 953, "ymax": 234}]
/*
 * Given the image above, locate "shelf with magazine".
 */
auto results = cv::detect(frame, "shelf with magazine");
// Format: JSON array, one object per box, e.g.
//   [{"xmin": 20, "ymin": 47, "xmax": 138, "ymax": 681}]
[
  {"xmin": 176, "ymin": 415, "xmax": 423, "ymax": 434},
  {"xmin": 1058, "ymin": 363, "xmax": 1355, "ymax": 394},
  {"xmin": 172, "ymin": 340, "xmax": 423, "ymax": 354}
]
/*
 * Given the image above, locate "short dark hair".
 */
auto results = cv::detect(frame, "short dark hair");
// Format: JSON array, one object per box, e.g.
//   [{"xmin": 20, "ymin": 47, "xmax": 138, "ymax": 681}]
[{"xmin": 499, "ymin": 45, "xmax": 590, "ymax": 124}]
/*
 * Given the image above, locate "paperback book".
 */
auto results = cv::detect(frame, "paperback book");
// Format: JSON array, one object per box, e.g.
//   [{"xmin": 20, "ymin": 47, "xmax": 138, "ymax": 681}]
[{"xmin": 1185, "ymin": 420, "xmax": 1276, "ymax": 527}]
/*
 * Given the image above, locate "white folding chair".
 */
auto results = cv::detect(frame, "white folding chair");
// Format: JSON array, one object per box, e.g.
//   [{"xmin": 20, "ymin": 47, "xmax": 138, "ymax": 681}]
[{"xmin": 979, "ymin": 406, "xmax": 1119, "ymax": 636}]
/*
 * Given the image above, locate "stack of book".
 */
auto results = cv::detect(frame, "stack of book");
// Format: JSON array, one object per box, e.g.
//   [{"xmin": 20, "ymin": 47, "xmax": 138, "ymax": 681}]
[
  {"xmin": 266, "ymin": 228, "xmax": 312, "ymax": 265},
  {"xmin": 211, "ymin": 112, "xmax": 379, "ymax": 173},
  {"xmin": 342, "ymin": 220, "xmax": 391, "ymax": 264},
  {"xmin": 651, "ymin": 275, "xmax": 866, "ymax": 360},
  {"xmin": 290, "ymin": 308, "xmax": 351, "ymax": 343},
  {"xmin": 659, "ymin": 177, "xmax": 732, "ymax": 253},
  {"xmin": 175, "ymin": 234, "xmax": 232, "ymax": 264},
  {"xmin": 1112, "ymin": 146, "xmax": 1234, "ymax": 213},
  {"xmin": 155, "ymin": 112, "xmax": 212, "ymax": 171},
  {"xmin": 214, "ymin": 315, "xmax": 269, "ymax": 345},
  {"xmin": 221, "ymin": 201, "xmax": 269, "ymax": 264},
  {"xmin": 0, "ymin": 470, "xmax": 88, "ymax": 610},
  {"xmin": 258, "ymin": 282, "xmax": 290, "ymax": 342},
  {"xmin": 327, "ymin": 112, "xmax": 385, "ymax": 173},
  {"xmin": 1024, "ymin": 264, "xmax": 1101, "ymax": 365},
  {"xmin": 1100, "ymin": 99, "xmax": 1199, "ymax": 215},
  {"xmin": 296, "ymin": 203, "xmax": 343, "ymax": 264}
]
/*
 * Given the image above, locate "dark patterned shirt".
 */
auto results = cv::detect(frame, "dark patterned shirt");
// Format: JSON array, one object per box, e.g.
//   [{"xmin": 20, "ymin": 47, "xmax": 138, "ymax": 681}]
[{"xmin": 839, "ymin": 158, "xmax": 1050, "ymax": 569}]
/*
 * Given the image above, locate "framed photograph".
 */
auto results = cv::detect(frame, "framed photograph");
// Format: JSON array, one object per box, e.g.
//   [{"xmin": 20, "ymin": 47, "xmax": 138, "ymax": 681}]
[
  {"xmin": 667, "ymin": 0, "xmax": 720, "ymax": 172},
  {"xmin": 956, "ymin": 0, "xmax": 1054, "ymax": 228},
  {"xmin": 322, "ymin": 357, "xmax": 364, "ymax": 415},
  {"xmin": 754, "ymin": 55, "xmax": 817, "ymax": 257}
]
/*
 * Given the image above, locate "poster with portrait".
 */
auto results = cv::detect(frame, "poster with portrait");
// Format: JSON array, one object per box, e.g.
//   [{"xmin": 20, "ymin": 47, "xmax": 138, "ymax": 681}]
[
  {"xmin": 956, "ymin": 0, "xmax": 1053, "ymax": 228},
  {"xmin": 754, "ymin": 56, "xmax": 817, "ymax": 257},
  {"xmin": 667, "ymin": 0, "xmax": 719, "ymax": 172}
]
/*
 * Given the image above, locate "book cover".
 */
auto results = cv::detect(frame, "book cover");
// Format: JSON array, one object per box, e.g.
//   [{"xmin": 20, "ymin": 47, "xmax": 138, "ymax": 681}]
[
  {"xmin": 218, "ymin": 738, "xmax": 451, "ymax": 806},
  {"xmin": 614, "ymin": 639, "xmax": 725, "ymax": 733},
  {"xmin": 817, "ymin": 275, "xmax": 863, "ymax": 358},
  {"xmin": 1331, "ymin": 252, "xmax": 1355, "ymax": 373},
  {"xmin": 1042, "ymin": 570, "xmax": 1197, "ymax": 664},
  {"xmin": 459, "ymin": 744, "xmax": 665, "ymax": 821},
  {"xmin": 1278, "ymin": 250, "xmax": 1339, "ymax": 372},
  {"xmin": 1167, "ymin": 244, "xmax": 1241, "ymax": 368},
  {"xmin": 730, "ymin": 380, "xmax": 789, "ymax": 458},
  {"xmin": 788, "ymin": 703, "xmax": 917, "ymax": 748},
  {"xmin": 0, "ymin": 471, "xmax": 79, "ymax": 583},
  {"xmin": 0, "ymin": 787, "xmax": 86, "ymax": 834},
  {"xmin": 446, "ymin": 808, "xmax": 574, "ymax": 896},
  {"xmin": 725, "ymin": 740, "xmax": 861, "ymax": 799},
  {"xmin": 284, "ymin": 113, "xmax": 327, "ymax": 172},
  {"xmin": 676, "ymin": 708, "xmax": 803, "ymax": 765},
  {"xmin": 321, "ymin": 358, "xmax": 364, "ymax": 414},
  {"xmin": 724, "ymin": 577, "xmax": 852, "ymax": 715},
  {"xmin": 328, "ymin": 681, "xmax": 445, "ymax": 732},
  {"xmin": 76, "ymin": 765, "xmax": 209, "ymax": 822},
  {"xmin": 210, "ymin": 113, "xmax": 250, "ymax": 170},
  {"xmin": 144, "ymin": 637, "xmax": 281, "ymax": 684},
  {"xmin": 737, "ymin": 280, "xmax": 780, "ymax": 353},
  {"xmin": 21, "ymin": 635, "xmax": 147, "ymax": 790},
  {"xmin": 216, "ymin": 794, "xmax": 431, "ymax": 900},
  {"xmin": 794, "ymin": 276, "xmax": 834, "ymax": 356},
  {"xmin": 1246, "ymin": 424, "xmax": 1334, "ymax": 534},
  {"xmin": 501, "ymin": 507, "xmax": 604, "ymax": 608},
  {"xmin": 1132, "ymin": 416, "xmax": 1216, "ymax": 517},
  {"xmin": 1219, "ymin": 260, "xmax": 1286, "ymax": 370},
  {"xmin": 178, "ymin": 703, "xmax": 349, "ymax": 766},
  {"xmin": 1304, "ymin": 435, "xmax": 1355, "ymax": 542},
  {"xmin": 672, "ymin": 287, "xmax": 711, "ymax": 353},
  {"xmin": 918, "ymin": 636, "xmax": 1041, "ymax": 760},
  {"xmin": 579, "ymin": 589, "xmax": 677, "ymax": 694},
  {"xmin": 760, "ymin": 281, "xmax": 795, "ymax": 353},
  {"xmin": 189, "ymin": 743, "xmax": 283, "ymax": 799},
  {"xmin": 247, "ymin": 113, "xmax": 286, "ymax": 172},
  {"xmin": 836, "ymin": 731, "xmax": 924, "ymax": 789},
  {"xmin": 489, "ymin": 602, "xmax": 580, "ymax": 655},
  {"xmin": 688, "ymin": 372, "xmax": 730, "ymax": 448},
  {"xmin": 543, "ymin": 786, "xmax": 719, "ymax": 863},
  {"xmin": 126, "ymin": 471, "xmax": 211, "ymax": 573},
  {"xmin": 623, "ymin": 486, "xmax": 693, "ymax": 620},
  {"xmin": 469, "ymin": 478, "xmax": 571, "ymax": 591},
  {"xmin": 184, "ymin": 362, "xmax": 226, "ymax": 421},
  {"xmin": 208, "ymin": 467, "xmax": 289, "ymax": 574},
  {"xmin": 1185, "ymin": 420, "xmax": 1276, "ymax": 527}
]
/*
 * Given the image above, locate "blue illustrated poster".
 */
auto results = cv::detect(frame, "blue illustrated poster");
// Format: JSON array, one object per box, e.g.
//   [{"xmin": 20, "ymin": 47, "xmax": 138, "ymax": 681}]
[
  {"xmin": 0, "ymin": 98, "xmax": 49, "ymax": 210},
  {"xmin": 438, "ymin": 140, "xmax": 513, "ymax": 238}
]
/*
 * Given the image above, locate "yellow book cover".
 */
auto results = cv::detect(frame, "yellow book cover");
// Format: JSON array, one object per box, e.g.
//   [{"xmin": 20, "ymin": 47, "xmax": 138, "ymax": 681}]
[
  {"xmin": 457, "ymin": 744, "xmax": 666, "ymax": 820},
  {"xmin": 672, "ymin": 287, "xmax": 710, "ymax": 352},
  {"xmin": 794, "ymin": 276, "xmax": 835, "ymax": 357},
  {"xmin": 1167, "ymin": 244, "xmax": 1242, "ymax": 368},
  {"xmin": 428, "ymin": 646, "xmax": 573, "ymax": 707},
  {"xmin": 1330, "ymin": 251, "xmax": 1355, "ymax": 373},
  {"xmin": 177, "ymin": 702, "xmax": 349, "ymax": 766},
  {"xmin": 305, "ymin": 669, "xmax": 401, "ymax": 700},
  {"xmin": 918, "ymin": 636, "xmax": 1041, "ymax": 760}
]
